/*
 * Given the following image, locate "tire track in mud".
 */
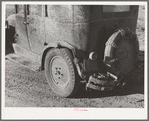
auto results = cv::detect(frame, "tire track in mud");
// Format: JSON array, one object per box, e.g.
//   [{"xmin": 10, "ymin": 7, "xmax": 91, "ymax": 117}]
[{"xmin": 5, "ymin": 56, "xmax": 144, "ymax": 108}]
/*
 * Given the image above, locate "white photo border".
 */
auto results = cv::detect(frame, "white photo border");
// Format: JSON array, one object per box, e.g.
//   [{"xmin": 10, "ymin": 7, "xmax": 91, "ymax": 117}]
[{"xmin": 1, "ymin": 1, "xmax": 148, "ymax": 120}]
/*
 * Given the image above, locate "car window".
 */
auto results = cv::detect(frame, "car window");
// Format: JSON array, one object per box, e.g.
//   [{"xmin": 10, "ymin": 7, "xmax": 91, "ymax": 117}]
[{"xmin": 103, "ymin": 5, "xmax": 130, "ymax": 12}]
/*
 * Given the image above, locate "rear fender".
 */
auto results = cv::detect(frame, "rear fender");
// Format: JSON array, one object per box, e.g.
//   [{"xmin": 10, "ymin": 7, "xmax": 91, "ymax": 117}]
[
  {"xmin": 6, "ymin": 14, "xmax": 16, "ymax": 28},
  {"xmin": 40, "ymin": 41, "xmax": 76, "ymax": 70}
]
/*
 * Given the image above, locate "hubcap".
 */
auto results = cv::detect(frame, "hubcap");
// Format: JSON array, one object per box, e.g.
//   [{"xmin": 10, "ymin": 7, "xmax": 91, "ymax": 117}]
[
  {"xmin": 50, "ymin": 56, "xmax": 70, "ymax": 89},
  {"xmin": 55, "ymin": 67, "xmax": 63, "ymax": 79}
]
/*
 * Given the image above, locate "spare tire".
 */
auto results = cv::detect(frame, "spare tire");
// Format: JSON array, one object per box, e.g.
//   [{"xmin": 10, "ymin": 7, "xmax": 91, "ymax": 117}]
[{"xmin": 104, "ymin": 27, "xmax": 139, "ymax": 79}]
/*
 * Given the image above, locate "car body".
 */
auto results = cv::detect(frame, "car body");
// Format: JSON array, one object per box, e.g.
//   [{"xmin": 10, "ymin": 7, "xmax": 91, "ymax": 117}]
[{"xmin": 6, "ymin": 4, "xmax": 139, "ymax": 97}]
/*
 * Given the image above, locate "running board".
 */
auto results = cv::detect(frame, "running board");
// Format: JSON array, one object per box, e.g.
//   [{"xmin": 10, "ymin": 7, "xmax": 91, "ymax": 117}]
[{"xmin": 5, "ymin": 53, "xmax": 41, "ymax": 72}]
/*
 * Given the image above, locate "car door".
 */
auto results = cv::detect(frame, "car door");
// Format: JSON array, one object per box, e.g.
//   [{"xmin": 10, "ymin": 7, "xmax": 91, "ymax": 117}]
[
  {"xmin": 15, "ymin": 5, "xmax": 31, "ymax": 50},
  {"xmin": 26, "ymin": 5, "xmax": 45, "ymax": 55}
]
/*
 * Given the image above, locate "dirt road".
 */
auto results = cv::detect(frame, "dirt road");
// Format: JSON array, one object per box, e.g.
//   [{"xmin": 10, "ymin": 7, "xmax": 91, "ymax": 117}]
[{"xmin": 5, "ymin": 6, "xmax": 145, "ymax": 108}]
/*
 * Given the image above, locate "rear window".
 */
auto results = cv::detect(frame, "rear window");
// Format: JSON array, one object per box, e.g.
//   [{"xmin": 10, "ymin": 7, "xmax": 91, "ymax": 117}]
[{"xmin": 103, "ymin": 5, "xmax": 130, "ymax": 12}]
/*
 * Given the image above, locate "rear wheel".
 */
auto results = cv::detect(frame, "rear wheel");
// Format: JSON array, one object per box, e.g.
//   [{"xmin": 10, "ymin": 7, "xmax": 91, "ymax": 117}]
[{"xmin": 45, "ymin": 48, "xmax": 79, "ymax": 97}]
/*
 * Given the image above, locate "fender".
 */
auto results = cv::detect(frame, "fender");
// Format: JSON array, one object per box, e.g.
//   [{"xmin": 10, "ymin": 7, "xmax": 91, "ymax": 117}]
[
  {"xmin": 40, "ymin": 41, "xmax": 86, "ymax": 79},
  {"xmin": 40, "ymin": 41, "xmax": 77, "ymax": 70},
  {"xmin": 6, "ymin": 14, "xmax": 16, "ymax": 28}
]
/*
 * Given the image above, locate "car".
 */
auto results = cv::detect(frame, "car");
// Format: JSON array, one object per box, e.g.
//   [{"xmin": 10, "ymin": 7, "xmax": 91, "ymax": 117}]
[{"xmin": 6, "ymin": 4, "xmax": 139, "ymax": 97}]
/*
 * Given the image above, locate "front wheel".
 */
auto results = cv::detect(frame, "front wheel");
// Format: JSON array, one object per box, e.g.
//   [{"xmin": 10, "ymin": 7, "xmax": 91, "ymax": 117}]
[{"xmin": 44, "ymin": 48, "xmax": 79, "ymax": 97}]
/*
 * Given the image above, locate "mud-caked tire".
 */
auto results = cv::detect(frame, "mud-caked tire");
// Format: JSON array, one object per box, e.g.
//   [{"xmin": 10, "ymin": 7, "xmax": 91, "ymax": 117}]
[{"xmin": 44, "ymin": 48, "xmax": 80, "ymax": 97}]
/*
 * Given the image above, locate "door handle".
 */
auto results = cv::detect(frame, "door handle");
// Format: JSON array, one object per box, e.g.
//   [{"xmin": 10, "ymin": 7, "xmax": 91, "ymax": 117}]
[{"xmin": 23, "ymin": 21, "xmax": 29, "ymax": 25}]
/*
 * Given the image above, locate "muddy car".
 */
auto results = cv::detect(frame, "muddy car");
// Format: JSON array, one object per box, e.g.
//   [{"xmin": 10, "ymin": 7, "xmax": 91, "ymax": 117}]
[{"xmin": 6, "ymin": 5, "xmax": 139, "ymax": 97}]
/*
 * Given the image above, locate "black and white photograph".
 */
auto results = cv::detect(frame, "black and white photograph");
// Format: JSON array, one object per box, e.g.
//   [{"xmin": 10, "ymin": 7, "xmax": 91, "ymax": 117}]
[{"xmin": 2, "ymin": 1, "xmax": 148, "ymax": 120}]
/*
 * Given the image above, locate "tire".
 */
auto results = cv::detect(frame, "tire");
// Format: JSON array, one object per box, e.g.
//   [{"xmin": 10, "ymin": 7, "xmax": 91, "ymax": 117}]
[
  {"xmin": 44, "ymin": 48, "xmax": 79, "ymax": 97},
  {"xmin": 104, "ymin": 27, "xmax": 139, "ymax": 79}
]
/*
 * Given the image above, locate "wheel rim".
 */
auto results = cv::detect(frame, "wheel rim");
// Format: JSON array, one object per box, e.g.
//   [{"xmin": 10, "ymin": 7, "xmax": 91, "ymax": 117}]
[{"xmin": 49, "ymin": 56, "xmax": 70, "ymax": 89}]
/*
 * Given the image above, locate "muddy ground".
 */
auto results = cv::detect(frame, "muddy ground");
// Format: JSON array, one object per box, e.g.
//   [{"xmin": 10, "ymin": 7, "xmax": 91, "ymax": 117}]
[{"xmin": 5, "ymin": 6, "xmax": 145, "ymax": 108}]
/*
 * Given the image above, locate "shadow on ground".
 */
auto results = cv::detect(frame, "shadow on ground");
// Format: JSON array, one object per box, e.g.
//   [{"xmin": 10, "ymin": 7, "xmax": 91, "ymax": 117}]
[{"xmin": 72, "ymin": 50, "xmax": 144, "ymax": 99}]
